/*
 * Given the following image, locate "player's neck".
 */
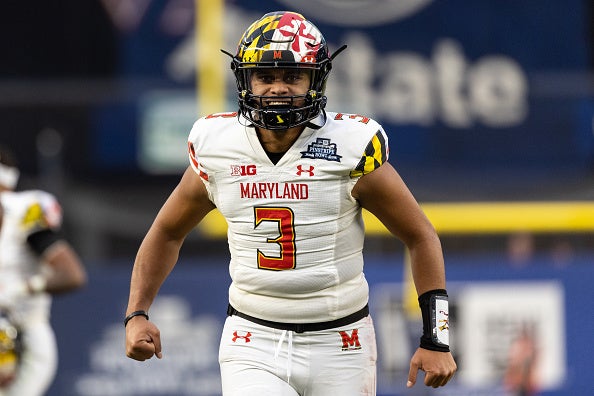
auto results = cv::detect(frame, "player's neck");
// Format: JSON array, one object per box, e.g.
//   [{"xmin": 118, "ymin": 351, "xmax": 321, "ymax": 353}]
[{"xmin": 256, "ymin": 126, "xmax": 304, "ymax": 154}]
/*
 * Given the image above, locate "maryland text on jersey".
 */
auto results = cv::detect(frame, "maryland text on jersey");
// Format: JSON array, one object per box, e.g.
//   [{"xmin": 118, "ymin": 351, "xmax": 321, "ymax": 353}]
[{"xmin": 239, "ymin": 182, "xmax": 309, "ymax": 200}]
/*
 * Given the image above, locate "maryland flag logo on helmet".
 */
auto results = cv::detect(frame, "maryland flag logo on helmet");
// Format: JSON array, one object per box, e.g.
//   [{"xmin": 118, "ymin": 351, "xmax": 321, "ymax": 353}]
[{"xmin": 237, "ymin": 11, "xmax": 326, "ymax": 64}]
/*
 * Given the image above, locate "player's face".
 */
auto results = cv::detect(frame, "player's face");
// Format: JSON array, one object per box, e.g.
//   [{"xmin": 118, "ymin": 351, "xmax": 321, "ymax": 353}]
[{"xmin": 249, "ymin": 68, "xmax": 311, "ymax": 105}]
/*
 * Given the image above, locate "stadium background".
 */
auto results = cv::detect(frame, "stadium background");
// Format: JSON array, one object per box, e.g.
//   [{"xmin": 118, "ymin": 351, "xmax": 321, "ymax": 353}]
[{"xmin": 0, "ymin": 1, "xmax": 593, "ymax": 395}]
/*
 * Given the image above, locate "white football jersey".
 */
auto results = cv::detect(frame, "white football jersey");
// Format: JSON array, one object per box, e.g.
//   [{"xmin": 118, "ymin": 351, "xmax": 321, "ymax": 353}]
[
  {"xmin": 0, "ymin": 190, "xmax": 62, "ymax": 323},
  {"xmin": 188, "ymin": 112, "xmax": 389, "ymax": 322}
]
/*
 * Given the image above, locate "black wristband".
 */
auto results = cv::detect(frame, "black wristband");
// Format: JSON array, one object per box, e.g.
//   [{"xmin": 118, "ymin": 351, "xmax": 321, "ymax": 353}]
[
  {"xmin": 124, "ymin": 310, "xmax": 149, "ymax": 327},
  {"xmin": 418, "ymin": 289, "xmax": 450, "ymax": 352}
]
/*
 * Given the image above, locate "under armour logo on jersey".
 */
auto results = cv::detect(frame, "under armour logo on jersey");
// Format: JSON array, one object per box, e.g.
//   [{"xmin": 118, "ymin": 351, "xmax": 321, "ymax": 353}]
[
  {"xmin": 296, "ymin": 165, "xmax": 315, "ymax": 176},
  {"xmin": 232, "ymin": 331, "xmax": 252, "ymax": 343},
  {"xmin": 339, "ymin": 329, "xmax": 362, "ymax": 351}
]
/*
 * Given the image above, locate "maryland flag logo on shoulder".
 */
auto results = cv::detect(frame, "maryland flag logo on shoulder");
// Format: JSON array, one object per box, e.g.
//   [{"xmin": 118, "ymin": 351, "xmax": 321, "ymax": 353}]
[{"xmin": 350, "ymin": 131, "xmax": 388, "ymax": 178}]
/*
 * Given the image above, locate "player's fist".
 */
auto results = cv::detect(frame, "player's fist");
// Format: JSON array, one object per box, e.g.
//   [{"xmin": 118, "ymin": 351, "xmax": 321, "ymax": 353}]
[
  {"xmin": 407, "ymin": 347, "xmax": 456, "ymax": 388},
  {"xmin": 125, "ymin": 318, "xmax": 163, "ymax": 361}
]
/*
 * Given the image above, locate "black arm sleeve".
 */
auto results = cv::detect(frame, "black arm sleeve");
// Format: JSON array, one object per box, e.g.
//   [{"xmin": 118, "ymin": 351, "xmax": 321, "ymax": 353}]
[{"xmin": 26, "ymin": 229, "xmax": 63, "ymax": 256}]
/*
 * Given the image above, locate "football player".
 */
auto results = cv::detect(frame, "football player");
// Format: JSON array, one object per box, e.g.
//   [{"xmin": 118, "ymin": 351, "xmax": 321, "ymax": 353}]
[
  {"xmin": 125, "ymin": 11, "xmax": 456, "ymax": 395},
  {"xmin": 0, "ymin": 146, "xmax": 87, "ymax": 395}
]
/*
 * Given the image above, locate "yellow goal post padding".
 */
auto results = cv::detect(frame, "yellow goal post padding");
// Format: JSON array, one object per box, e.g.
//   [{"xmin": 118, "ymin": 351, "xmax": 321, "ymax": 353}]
[
  {"xmin": 195, "ymin": 0, "xmax": 224, "ymax": 116},
  {"xmin": 197, "ymin": 201, "xmax": 594, "ymax": 237}
]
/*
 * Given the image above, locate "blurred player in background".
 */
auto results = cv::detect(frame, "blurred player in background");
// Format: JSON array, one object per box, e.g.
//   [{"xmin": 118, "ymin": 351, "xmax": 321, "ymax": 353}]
[
  {"xmin": 125, "ymin": 11, "xmax": 456, "ymax": 395},
  {"xmin": 0, "ymin": 145, "xmax": 87, "ymax": 396}
]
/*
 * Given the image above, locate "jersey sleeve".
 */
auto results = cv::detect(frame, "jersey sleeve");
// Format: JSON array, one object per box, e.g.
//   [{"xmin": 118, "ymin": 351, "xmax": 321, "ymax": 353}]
[
  {"xmin": 187, "ymin": 118, "xmax": 209, "ymax": 181},
  {"xmin": 349, "ymin": 127, "xmax": 389, "ymax": 178},
  {"xmin": 187, "ymin": 117, "xmax": 217, "ymax": 203},
  {"xmin": 21, "ymin": 191, "xmax": 63, "ymax": 235}
]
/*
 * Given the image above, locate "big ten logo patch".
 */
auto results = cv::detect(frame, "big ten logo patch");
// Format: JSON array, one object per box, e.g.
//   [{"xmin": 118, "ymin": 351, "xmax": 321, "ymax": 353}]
[
  {"xmin": 231, "ymin": 164, "xmax": 257, "ymax": 176},
  {"xmin": 339, "ymin": 329, "xmax": 362, "ymax": 351}
]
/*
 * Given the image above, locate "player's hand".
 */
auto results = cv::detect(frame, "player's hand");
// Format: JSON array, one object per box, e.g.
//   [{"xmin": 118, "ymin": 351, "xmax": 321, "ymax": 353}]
[
  {"xmin": 407, "ymin": 347, "xmax": 457, "ymax": 388},
  {"xmin": 125, "ymin": 317, "xmax": 162, "ymax": 361}
]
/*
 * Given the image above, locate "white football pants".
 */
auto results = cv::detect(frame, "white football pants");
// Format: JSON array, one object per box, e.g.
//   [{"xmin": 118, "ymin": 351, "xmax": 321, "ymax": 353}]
[{"xmin": 219, "ymin": 314, "xmax": 377, "ymax": 396}]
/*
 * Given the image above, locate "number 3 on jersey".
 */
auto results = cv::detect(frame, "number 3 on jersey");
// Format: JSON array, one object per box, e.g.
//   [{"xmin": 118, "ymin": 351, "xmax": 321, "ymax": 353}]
[{"xmin": 254, "ymin": 207, "xmax": 296, "ymax": 270}]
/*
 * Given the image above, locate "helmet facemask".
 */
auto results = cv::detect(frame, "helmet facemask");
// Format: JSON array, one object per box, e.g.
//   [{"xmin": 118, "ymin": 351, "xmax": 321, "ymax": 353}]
[
  {"xmin": 235, "ymin": 66, "xmax": 328, "ymax": 130},
  {"xmin": 223, "ymin": 11, "xmax": 344, "ymax": 130}
]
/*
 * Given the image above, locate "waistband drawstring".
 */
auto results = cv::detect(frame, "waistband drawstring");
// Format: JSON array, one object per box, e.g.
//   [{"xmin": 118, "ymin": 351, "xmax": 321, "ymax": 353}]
[{"xmin": 274, "ymin": 330, "xmax": 294, "ymax": 385}]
